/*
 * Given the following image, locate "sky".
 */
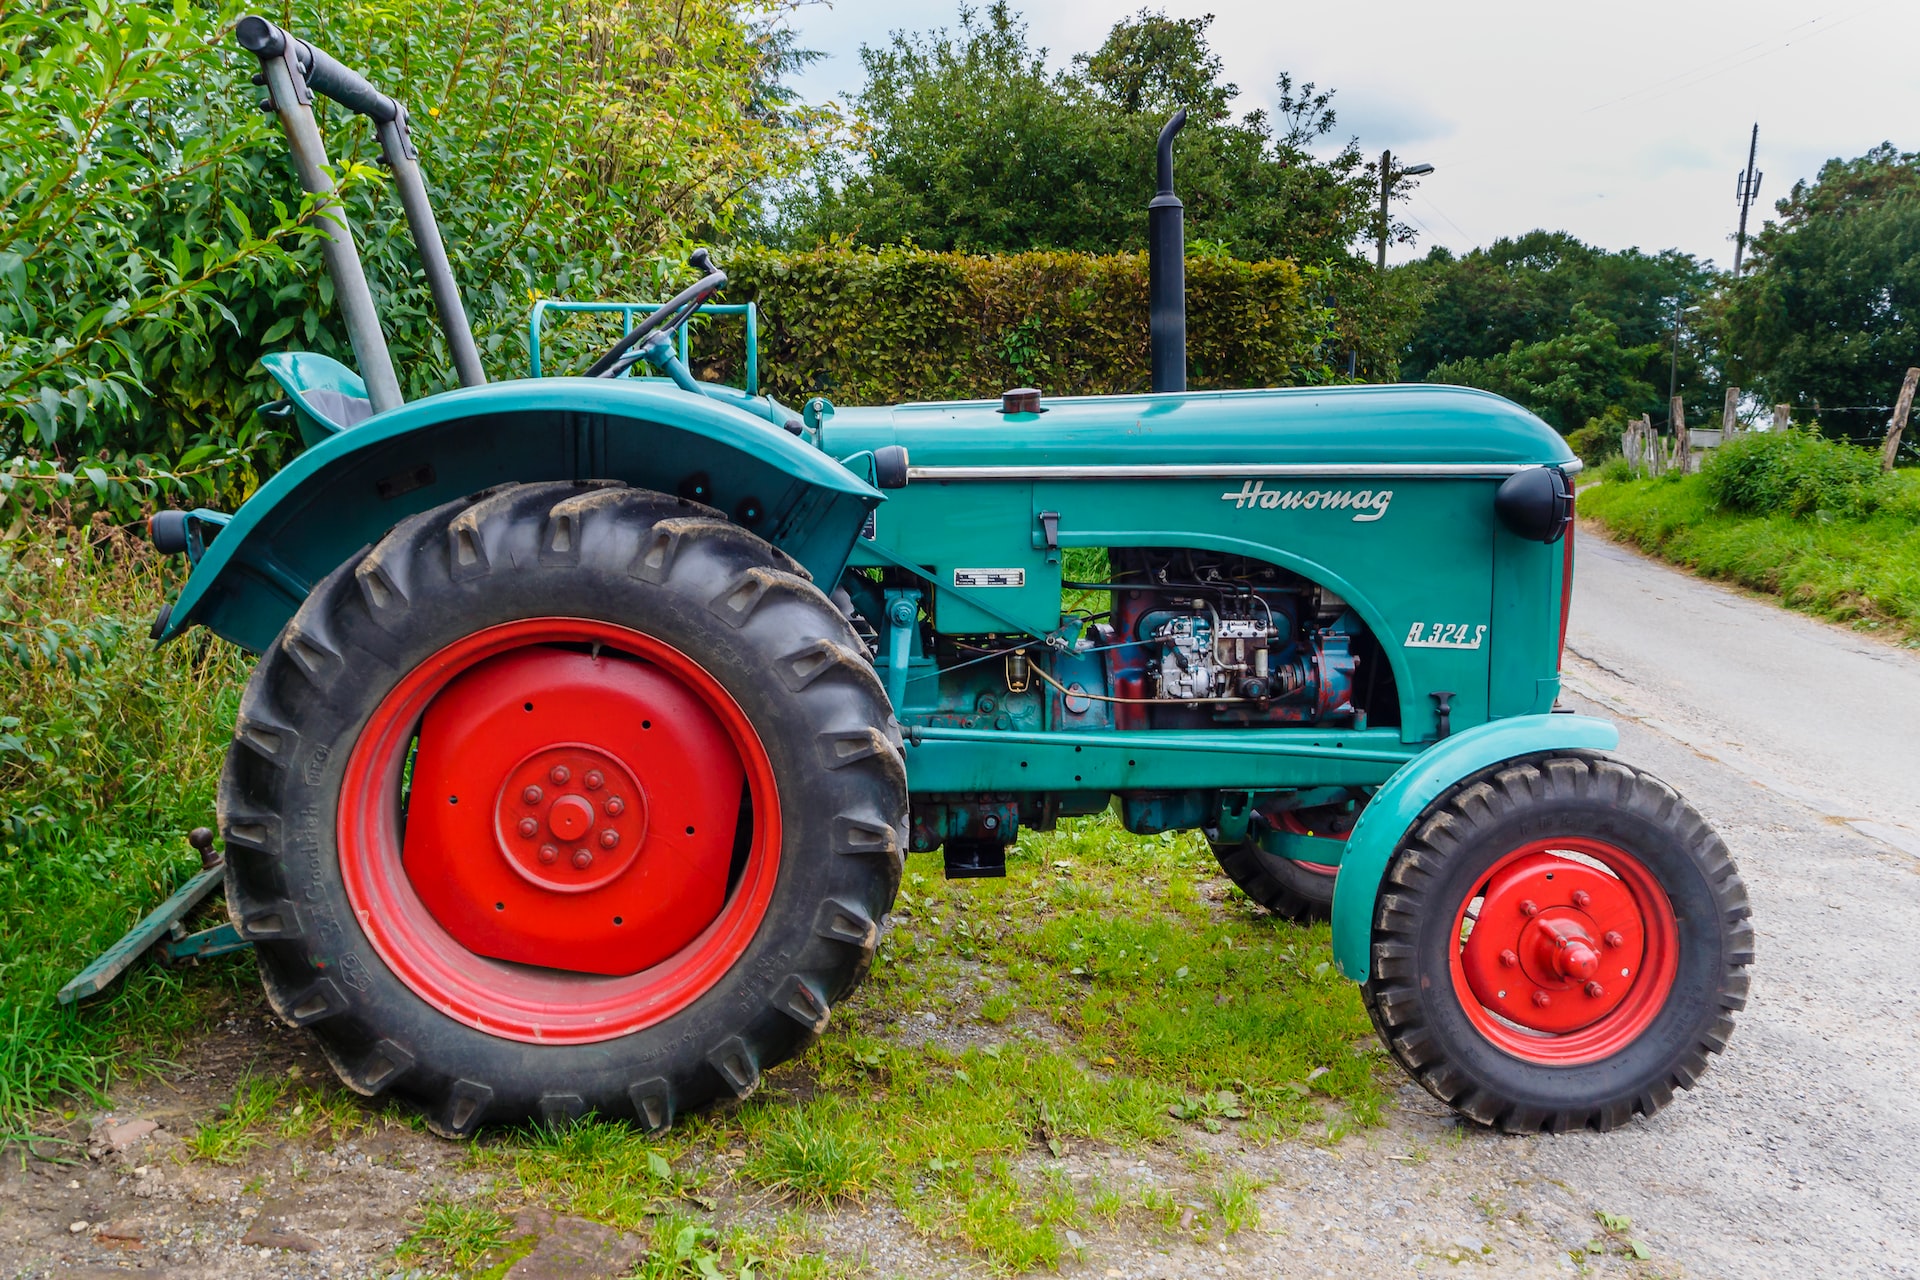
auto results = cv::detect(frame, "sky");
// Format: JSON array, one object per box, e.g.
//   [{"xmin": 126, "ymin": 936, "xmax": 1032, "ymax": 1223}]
[{"xmin": 775, "ymin": 0, "xmax": 1920, "ymax": 267}]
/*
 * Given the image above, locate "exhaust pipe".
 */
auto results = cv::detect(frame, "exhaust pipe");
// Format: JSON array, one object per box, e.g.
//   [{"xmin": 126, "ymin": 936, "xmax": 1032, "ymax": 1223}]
[{"xmin": 1148, "ymin": 108, "xmax": 1188, "ymax": 394}]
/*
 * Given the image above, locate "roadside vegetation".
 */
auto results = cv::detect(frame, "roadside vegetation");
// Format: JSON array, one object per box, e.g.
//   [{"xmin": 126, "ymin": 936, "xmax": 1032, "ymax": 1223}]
[{"xmin": 1583, "ymin": 431, "xmax": 1920, "ymax": 644}]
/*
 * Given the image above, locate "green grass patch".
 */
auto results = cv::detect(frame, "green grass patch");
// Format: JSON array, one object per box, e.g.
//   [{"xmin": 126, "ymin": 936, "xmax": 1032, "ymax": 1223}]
[
  {"xmin": 0, "ymin": 527, "xmax": 253, "ymax": 1125},
  {"xmin": 1582, "ymin": 467, "xmax": 1920, "ymax": 643},
  {"xmin": 394, "ymin": 1200, "xmax": 520, "ymax": 1275}
]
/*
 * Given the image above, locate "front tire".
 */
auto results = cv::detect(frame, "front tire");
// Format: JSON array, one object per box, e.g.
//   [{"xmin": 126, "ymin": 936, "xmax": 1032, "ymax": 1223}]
[
  {"xmin": 219, "ymin": 482, "xmax": 905, "ymax": 1135},
  {"xmin": 1362, "ymin": 754, "xmax": 1751, "ymax": 1133}
]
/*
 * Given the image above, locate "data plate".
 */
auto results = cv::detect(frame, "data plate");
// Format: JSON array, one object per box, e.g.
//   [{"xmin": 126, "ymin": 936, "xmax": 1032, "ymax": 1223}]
[{"xmin": 953, "ymin": 568, "xmax": 1026, "ymax": 588}]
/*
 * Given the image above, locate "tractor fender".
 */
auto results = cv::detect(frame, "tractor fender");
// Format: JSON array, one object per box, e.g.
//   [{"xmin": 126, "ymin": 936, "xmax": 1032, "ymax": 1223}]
[
  {"xmin": 1330, "ymin": 713, "xmax": 1621, "ymax": 982},
  {"xmin": 157, "ymin": 374, "xmax": 882, "ymax": 653}
]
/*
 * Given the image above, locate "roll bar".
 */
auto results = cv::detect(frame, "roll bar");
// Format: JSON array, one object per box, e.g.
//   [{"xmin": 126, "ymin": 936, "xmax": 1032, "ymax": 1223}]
[{"xmin": 235, "ymin": 15, "xmax": 486, "ymax": 412}]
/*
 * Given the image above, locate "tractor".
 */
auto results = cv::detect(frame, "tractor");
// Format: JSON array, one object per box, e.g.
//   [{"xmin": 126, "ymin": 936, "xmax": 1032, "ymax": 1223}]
[{"xmin": 102, "ymin": 16, "xmax": 1753, "ymax": 1138}]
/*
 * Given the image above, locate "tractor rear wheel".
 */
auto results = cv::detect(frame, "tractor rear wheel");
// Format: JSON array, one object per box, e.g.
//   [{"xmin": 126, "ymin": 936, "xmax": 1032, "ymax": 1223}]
[
  {"xmin": 1361, "ymin": 754, "xmax": 1751, "ymax": 1132},
  {"xmin": 218, "ymin": 481, "xmax": 905, "ymax": 1135}
]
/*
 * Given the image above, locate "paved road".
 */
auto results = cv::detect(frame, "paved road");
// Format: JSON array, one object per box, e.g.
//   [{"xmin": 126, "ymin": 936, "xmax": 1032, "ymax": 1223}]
[{"xmin": 1504, "ymin": 529, "xmax": 1920, "ymax": 1278}]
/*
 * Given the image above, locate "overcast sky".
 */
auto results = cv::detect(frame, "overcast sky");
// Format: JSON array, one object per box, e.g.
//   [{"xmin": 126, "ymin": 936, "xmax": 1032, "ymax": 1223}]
[{"xmin": 777, "ymin": 0, "xmax": 1918, "ymax": 267}]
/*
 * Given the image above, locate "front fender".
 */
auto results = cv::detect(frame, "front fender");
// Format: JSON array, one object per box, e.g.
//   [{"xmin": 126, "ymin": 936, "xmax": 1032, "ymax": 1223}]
[
  {"xmin": 159, "ymin": 377, "xmax": 881, "ymax": 653},
  {"xmin": 1330, "ymin": 713, "xmax": 1620, "ymax": 982}
]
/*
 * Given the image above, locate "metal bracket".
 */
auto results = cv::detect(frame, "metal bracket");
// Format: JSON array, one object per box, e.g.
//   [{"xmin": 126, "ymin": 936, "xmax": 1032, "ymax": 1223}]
[
  {"xmin": 57, "ymin": 829, "xmax": 246, "ymax": 1005},
  {"xmin": 883, "ymin": 588, "xmax": 922, "ymax": 711}
]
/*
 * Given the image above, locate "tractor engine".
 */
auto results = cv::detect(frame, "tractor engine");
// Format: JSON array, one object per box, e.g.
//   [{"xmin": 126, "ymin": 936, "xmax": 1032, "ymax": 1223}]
[{"xmin": 1104, "ymin": 549, "xmax": 1368, "ymax": 730}]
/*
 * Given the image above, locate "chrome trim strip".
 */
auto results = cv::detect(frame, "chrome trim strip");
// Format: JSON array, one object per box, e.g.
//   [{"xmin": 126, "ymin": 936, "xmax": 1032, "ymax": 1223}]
[{"xmin": 903, "ymin": 462, "xmax": 1564, "ymax": 481}]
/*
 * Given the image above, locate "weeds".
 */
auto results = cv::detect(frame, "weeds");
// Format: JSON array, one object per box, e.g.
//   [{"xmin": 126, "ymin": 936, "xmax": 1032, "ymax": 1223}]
[
  {"xmin": 184, "ymin": 1074, "xmax": 287, "ymax": 1164},
  {"xmin": 394, "ymin": 1200, "xmax": 517, "ymax": 1274},
  {"xmin": 741, "ymin": 1098, "xmax": 881, "ymax": 1207}
]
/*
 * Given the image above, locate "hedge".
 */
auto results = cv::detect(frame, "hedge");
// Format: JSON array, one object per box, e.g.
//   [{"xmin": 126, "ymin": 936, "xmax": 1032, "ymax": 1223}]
[{"xmin": 685, "ymin": 245, "xmax": 1346, "ymax": 404}]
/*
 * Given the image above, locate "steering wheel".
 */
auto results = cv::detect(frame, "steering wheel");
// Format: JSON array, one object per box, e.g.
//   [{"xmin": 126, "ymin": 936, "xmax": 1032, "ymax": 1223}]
[{"xmin": 584, "ymin": 249, "xmax": 728, "ymax": 378}]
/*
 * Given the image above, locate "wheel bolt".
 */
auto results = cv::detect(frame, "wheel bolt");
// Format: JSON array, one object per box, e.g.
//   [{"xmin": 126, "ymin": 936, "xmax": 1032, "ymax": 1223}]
[
  {"xmin": 1531, "ymin": 990, "xmax": 1551, "ymax": 1008},
  {"xmin": 584, "ymin": 770, "xmax": 605, "ymax": 790},
  {"xmin": 605, "ymin": 796, "xmax": 625, "ymax": 817},
  {"xmin": 572, "ymin": 848, "xmax": 593, "ymax": 869},
  {"xmin": 550, "ymin": 765, "xmax": 572, "ymax": 785},
  {"xmin": 1519, "ymin": 899, "xmax": 1539, "ymax": 918},
  {"xmin": 599, "ymin": 829, "xmax": 620, "ymax": 849},
  {"xmin": 1603, "ymin": 930, "xmax": 1625, "ymax": 948},
  {"xmin": 523, "ymin": 785, "xmax": 544, "ymax": 805},
  {"xmin": 1498, "ymin": 949, "xmax": 1519, "ymax": 969},
  {"xmin": 1585, "ymin": 981, "xmax": 1606, "ymax": 998},
  {"xmin": 517, "ymin": 817, "xmax": 538, "ymax": 839},
  {"xmin": 538, "ymin": 844, "xmax": 559, "ymax": 864},
  {"xmin": 1571, "ymin": 889, "xmax": 1591, "ymax": 909}
]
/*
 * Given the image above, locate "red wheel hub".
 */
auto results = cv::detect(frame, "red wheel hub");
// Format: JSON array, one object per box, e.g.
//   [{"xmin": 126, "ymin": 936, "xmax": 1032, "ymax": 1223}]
[
  {"xmin": 1450, "ymin": 838, "xmax": 1678, "ymax": 1064},
  {"xmin": 338, "ymin": 618, "xmax": 781, "ymax": 1044}
]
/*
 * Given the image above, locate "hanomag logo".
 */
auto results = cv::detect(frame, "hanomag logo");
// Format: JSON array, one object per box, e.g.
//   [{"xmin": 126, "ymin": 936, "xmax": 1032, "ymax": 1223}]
[{"xmin": 1219, "ymin": 479, "xmax": 1392, "ymax": 522}]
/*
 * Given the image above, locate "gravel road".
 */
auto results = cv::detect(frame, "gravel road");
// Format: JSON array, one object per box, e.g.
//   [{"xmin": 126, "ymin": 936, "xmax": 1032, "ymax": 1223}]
[{"xmin": 1529, "ymin": 529, "xmax": 1920, "ymax": 1277}]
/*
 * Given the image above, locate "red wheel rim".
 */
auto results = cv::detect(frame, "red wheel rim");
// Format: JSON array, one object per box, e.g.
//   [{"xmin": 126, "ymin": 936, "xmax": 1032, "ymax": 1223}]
[
  {"xmin": 1449, "ymin": 837, "xmax": 1678, "ymax": 1065},
  {"xmin": 338, "ymin": 618, "xmax": 781, "ymax": 1045}
]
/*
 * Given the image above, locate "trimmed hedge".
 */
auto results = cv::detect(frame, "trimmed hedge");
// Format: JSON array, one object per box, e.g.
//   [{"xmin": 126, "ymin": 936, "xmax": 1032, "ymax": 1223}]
[{"xmin": 697, "ymin": 245, "xmax": 1343, "ymax": 404}]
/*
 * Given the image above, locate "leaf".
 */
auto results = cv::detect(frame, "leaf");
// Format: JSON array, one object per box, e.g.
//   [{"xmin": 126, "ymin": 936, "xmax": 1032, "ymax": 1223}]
[
  {"xmin": 646, "ymin": 1150, "xmax": 672, "ymax": 1181},
  {"xmin": 1630, "ymin": 1241, "xmax": 1651, "ymax": 1261},
  {"xmin": 261, "ymin": 315, "xmax": 297, "ymax": 344}
]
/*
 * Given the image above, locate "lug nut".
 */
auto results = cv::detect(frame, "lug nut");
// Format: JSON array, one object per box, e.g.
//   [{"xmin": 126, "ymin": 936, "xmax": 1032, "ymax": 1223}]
[
  {"xmin": 517, "ymin": 817, "xmax": 539, "ymax": 839},
  {"xmin": 1603, "ymin": 930, "xmax": 1625, "ymax": 948},
  {"xmin": 605, "ymin": 796, "xmax": 625, "ymax": 817},
  {"xmin": 584, "ymin": 769, "xmax": 605, "ymax": 790},
  {"xmin": 572, "ymin": 848, "xmax": 593, "ymax": 869},
  {"xmin": 523, "ymin": 785, "xmax": 544, "ymax": 805},
  {"xmin": 1498, "ymin": 949, "xmax": 1519, "ymax": 969},
  {"xmin": 1585, "ymin": 981, "xmax": 1606, "ymax": 998},
  {"xmin": 599, "ymin": 829, "xmax": 620, "ymax": 849},
  {"xmin": 1531, "ymin": 990, "xmax": 1551, "ymax": 1008},
  {"xmin": 1571, "ymin": 889, "xmax": 1591, "ymax": 908},
  {"xmin": 550, "ymin": 765, "xmax": 572, "ymax": 785},
  {"xmin": 538, "ymin": 844, "xmax": 559, "ymax": 864},
  {"xmin": 1518, "ymin": 899, "xmax": 1539, "ymax": 918}
]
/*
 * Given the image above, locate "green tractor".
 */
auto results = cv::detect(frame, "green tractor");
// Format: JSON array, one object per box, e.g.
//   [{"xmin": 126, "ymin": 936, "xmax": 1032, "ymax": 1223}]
[{"xmin": 124, "ymin": 17, "xmax": 1752, "ymax": 1137}]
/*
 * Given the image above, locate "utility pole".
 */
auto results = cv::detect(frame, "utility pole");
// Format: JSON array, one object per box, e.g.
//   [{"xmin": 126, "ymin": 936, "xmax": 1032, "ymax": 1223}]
[
  {"xmin": 1669, "ymin": 296, "xmax": 1684, "ymax": 405},
  {"xmin": 1734, "ymin": 124, "xmax": 1762, "ymax": 276},
  {"xmin": 1376, "ymin": 149, "xmax": 1433, "ymax": 270}
]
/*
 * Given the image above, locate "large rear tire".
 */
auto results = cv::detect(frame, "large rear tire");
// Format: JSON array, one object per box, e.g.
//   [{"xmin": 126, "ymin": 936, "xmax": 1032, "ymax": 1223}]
[
  {"xmin": 1361, "ymin": 754, "xmax": 1751, "ymax": 1133},
  {"xmin": 218, "ymin": 481, "xmax": 905, "ymax": 1135}
]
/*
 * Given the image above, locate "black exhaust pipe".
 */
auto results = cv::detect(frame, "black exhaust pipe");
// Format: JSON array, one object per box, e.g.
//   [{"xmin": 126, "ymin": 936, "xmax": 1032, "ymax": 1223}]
[{"xmin": 1148, "ymin": 108, "xmax": 1188, "ymax": 393}]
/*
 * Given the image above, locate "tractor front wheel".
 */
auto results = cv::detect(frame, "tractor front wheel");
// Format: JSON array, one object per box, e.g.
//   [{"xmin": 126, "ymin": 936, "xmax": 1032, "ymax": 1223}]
[
  {"xmin": 1361, "ymin": 754, "xmax": 1751, "ymax": 1132},
  {"xmin": 218, "ymin": 482, "xmax": 905, "ymax": 1135}
]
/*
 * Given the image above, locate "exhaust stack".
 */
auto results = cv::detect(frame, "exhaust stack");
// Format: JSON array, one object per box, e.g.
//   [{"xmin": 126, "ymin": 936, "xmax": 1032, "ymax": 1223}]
[{"xmin": 1148, "ymin": 108, "xmax": 1188, "ymax": 394}]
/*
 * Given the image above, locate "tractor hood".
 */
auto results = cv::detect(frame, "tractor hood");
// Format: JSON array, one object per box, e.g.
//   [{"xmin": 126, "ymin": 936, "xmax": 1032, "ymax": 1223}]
[{"xmin": 819, "ymin": 383, "xmax": 1577, "ymax": 473}]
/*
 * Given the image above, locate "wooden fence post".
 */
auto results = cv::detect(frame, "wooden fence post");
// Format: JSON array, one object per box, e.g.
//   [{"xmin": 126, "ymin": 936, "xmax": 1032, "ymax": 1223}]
[
  {"xmin": 1670, "ymin": 395, "xmax": 1690, "ymax": 472},
  {"xmin": 1723, "ymin": 386, "xmax": 1740, "ymax": 435},
  {"xmin": 1883, "ymin": 367, "xmax": 1919, "ymax": 472},
  {"xmin": 1773, "ymin": 403, "xmax": 1790, "ymax": 431}
]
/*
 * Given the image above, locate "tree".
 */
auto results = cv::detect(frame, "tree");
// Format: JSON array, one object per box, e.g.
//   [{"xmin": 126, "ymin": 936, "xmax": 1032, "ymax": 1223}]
[
  {"xmin": 1725, "ymin": 143, "xmax": 1920, "ymax": 420},
  {"xmin": 1400, "ymin": 231, "xmax": 1718, "ymax": 425},
  {"xmin": 1426, "ymin": 304, "xmax": 1663, "ymax": 434},
  {"xmin": 766, "ymin": 4, "xmax": 1391, "ymax": 267}
]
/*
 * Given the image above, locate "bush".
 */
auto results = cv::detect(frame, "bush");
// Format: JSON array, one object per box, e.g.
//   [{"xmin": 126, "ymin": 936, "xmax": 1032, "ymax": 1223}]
[
  {"xmin": 1566, "ymin": 406, "xmax": 1629, "ymax": 466},
  {"xmin": 1702, "ymin": 429, "xmax": 1886, "ymax": 518},
  {"xmin": 687, "ymin": 245, "xmax": 1344, "ymax": 404}
]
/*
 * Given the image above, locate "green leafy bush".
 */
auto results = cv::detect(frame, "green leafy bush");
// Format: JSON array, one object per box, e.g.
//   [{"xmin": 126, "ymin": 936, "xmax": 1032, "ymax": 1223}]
[
  {"xmin": 1702, "ymin": 429, "xmax": 1886, "ymax": 517},
  {"xmin": 2, "ymin": 0, "xmax": 830, "ymax": 525},
  {"xmin": 697, "ymin": 245, "xmax": 1344, "ymax": 404}
]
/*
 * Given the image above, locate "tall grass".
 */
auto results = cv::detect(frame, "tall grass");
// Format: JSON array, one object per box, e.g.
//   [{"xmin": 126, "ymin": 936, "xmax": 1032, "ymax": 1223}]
[{"xmin": 0, "ymin": 520, "xmax": 251, "ymax": 1124}]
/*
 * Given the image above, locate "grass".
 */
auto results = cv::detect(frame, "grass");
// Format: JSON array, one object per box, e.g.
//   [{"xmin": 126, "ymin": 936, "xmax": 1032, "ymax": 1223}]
[
  {"xmin": 4, "ymin": 524, "xmax": 1390, "ymax": 1277},
  {"xmin": 0, "ymin": 523, "xmax": 252, "ymax": 1125},
  {"xmin": 1582, "ymin": 467, "xmax": 1920, "ymax": 644}
]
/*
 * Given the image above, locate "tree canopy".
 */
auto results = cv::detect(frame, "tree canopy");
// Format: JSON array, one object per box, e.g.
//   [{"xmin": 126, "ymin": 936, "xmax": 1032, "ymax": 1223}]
[
  {"xmin": 766, "ymin": 4, "xmax": 1409, "ymax": 267},
  {"xmin": 1725, "ymin": 143, "xmax": 1920, "ymax": 418}
]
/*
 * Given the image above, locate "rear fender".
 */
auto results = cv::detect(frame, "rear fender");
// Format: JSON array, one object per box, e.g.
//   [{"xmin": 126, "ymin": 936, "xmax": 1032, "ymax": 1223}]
[
  {"xmin": 1330, "ymin": 713, "xmax": 1621, "ymax": 982},
  {"xmin": 159, "ymin": 376, "xmax": 881, "ymax": 653}
]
